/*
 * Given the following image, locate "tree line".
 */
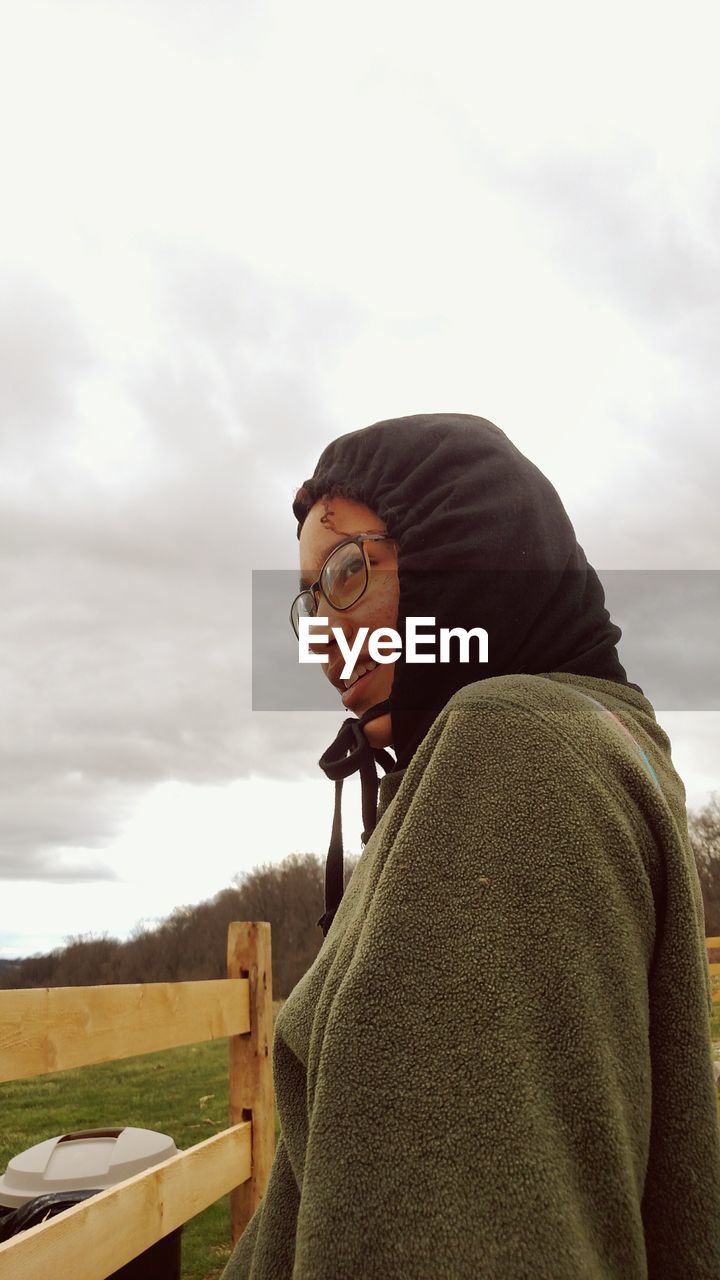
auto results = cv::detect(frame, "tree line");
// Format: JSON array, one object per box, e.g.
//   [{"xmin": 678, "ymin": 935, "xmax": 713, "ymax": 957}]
[
  {"xmin": 2, "ymin": 793, "xmax": 720, "ymax": 996},
  {"xmin": 690, "ymin": 794, "xmax": 720, "ymax": 935},
  {"xmin": 0, "ymin": 852, "xmax": 357, "ymax": 999}
]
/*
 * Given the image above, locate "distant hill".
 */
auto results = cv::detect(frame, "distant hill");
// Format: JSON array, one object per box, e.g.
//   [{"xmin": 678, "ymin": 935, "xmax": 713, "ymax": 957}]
[{"xmin": 0, "ymin": 851, "xmax": 355, "ymax": 997}]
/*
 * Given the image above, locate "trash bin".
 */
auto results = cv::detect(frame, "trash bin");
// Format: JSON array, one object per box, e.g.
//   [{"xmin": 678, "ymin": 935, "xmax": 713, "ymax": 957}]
[{"xmin": 0, "ymin": 1126, "xmax": 182, "ymax": 1278}]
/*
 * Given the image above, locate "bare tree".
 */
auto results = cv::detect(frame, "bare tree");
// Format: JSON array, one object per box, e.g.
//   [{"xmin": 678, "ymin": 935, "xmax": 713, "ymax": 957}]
[
  {"xmin": 0, "ymin": 852, "xmax": 333, "ymax": 996},
  {"xmin": 688, "ymin": 792, "xmax": 720, "ymax": 936}
]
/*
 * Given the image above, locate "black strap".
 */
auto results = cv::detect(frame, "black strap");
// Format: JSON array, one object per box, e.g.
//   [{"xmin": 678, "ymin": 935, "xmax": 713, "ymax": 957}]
[{"xmin": 316, "ymin": 702, "xmax": 393, "ymax": 938}]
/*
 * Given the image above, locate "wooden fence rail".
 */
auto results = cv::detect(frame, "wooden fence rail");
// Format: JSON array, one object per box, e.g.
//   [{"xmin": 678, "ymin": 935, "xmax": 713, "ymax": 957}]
[{"xmin": 0, "ymin": 920, "xmax": 274, "ymax": 1280}]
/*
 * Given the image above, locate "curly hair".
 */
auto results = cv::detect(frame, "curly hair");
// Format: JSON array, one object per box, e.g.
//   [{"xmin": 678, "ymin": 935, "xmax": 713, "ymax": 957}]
[{"xmin": 292, "ymin": 481, "xmax": 369, "ymax": 538}]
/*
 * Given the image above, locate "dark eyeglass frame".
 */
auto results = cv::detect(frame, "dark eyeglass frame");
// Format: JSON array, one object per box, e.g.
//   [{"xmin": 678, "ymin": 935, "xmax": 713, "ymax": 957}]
[{"xmin": 290, "ymin": 532, "xmax": 393, "ymax": 639}]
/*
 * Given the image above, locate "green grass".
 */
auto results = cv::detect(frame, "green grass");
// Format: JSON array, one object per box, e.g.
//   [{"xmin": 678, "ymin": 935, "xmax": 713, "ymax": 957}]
[
  {"xmin": 2, "ymin": 999, "xmax": 719, "ymax": 1277},
  {"xmin": 0, "ymin": 1039, "xmax": 280, "ymax": 1280}
]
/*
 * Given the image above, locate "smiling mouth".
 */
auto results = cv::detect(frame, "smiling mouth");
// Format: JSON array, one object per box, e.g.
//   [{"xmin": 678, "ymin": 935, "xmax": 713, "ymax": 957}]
[
  {"xmin": 342, "ymin": 660, "xmax": 379, "ymax": 690},
  {"xmin": 340, "ymin": 661, "xmax": 382, "ymax": 708}
]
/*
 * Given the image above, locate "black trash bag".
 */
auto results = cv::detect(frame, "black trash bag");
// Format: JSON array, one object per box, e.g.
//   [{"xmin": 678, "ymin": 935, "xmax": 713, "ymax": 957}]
[{"xmin": 0, "ymin": 1189, "xmax": 96, "ymax": 1242}]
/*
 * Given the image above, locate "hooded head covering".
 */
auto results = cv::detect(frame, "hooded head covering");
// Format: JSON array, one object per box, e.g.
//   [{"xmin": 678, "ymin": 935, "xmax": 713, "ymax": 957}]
[{"xmin": 293, "ymin": 412, "xmax": 640, "ymax": 935}]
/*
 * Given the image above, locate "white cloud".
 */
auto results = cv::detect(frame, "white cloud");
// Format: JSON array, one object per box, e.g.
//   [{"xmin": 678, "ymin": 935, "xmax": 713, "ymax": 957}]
[{"xmin": 1, "ymin": 0, "xmax": 719, "ymax": 953}]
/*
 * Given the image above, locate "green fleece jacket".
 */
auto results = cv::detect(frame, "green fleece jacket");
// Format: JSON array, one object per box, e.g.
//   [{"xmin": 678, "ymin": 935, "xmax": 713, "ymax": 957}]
[{"xmin": 222, "ymin": 673, "xmax": 720, "ymax": 1279}]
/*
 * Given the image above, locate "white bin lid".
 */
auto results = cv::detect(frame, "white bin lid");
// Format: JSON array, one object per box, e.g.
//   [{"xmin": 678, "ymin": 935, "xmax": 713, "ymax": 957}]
[{"xmin": 0, "ymin": 1127, "xmax": 178, "ymax": 1208}]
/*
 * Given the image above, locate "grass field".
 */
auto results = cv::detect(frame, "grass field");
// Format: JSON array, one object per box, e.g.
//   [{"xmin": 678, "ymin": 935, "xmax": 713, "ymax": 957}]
[
  {"xmin": 0, "ymin": 1037, "xmax": 280, "ymax": 1280},
  {"xmin": 1, "ymin": 997, "xmax": 719, "ymax": 1278}
]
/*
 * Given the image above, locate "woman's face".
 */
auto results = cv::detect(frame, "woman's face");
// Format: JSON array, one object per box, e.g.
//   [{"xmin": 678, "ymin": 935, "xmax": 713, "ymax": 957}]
[{"xmin": 298, "ymin": 495, "xmax": 399, "ymax": 748}]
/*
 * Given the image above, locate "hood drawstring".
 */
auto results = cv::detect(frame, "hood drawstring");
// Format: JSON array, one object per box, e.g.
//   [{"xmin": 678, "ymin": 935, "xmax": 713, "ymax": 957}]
[{"xmin": 316, "ymin": 701, "xmax": 394, "ymax": 938}]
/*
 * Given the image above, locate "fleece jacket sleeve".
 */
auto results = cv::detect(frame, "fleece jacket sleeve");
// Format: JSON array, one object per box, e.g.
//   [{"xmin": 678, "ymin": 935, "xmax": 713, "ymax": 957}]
[{"xmin": 288, "ymin": 694, "xmax": 718, "ymax": 1279}]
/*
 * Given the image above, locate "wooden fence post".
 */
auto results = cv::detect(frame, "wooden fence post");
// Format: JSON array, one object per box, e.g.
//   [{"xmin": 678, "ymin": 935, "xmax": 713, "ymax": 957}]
[{"xmin": 227, "ymin": 922, "xmax": 274, "ymax": 1246}]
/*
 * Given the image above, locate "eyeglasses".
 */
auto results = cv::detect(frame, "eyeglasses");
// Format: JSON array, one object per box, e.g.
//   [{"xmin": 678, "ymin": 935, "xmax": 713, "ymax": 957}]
[{"xmin": 290, "ymin": 533, "xmax": 392, "ymax": 639}]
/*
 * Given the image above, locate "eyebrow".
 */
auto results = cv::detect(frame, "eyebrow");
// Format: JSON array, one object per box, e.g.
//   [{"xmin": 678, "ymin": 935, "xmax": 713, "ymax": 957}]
[{"xmin": 299, "ymin": 540, "xmax": 345, "ymax": 590}]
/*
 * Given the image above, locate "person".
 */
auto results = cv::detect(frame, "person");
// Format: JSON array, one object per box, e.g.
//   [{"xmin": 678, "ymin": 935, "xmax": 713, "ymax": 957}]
[{"xmin": 222, "ymin": 412, "xmax": 720, "ymax": 1279}]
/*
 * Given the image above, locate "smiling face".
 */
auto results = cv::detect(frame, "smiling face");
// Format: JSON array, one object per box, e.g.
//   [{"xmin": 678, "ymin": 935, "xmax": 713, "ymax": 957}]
[{"xmin": 298, "ymin": 495, "xmax": 399, "ymax": 748}]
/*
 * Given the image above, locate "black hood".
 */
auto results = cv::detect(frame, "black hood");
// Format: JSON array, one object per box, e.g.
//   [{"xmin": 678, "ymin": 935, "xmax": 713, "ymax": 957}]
[{"xmin": 293, "ymin": 412, "xmax": 640, "ymax": 934}]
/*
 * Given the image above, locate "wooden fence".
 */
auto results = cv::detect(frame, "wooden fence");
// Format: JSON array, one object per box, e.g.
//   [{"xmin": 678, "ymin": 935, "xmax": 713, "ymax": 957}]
[{"xmin": 0, "ymin": 921, "xmax": 274, "ymax": 1280}]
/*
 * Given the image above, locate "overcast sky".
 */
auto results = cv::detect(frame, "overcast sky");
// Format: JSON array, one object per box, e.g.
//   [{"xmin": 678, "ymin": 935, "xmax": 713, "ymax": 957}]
[{"xmin": 1, "ymin": 0, "xmax": 719, "ymax": 958}]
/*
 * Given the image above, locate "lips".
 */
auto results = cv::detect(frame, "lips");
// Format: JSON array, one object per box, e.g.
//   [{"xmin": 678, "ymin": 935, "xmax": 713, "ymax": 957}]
[
  {"xmin": 327, "ymin": 654, "xmax": 375, "ymax": 694},
  {"xmin": 341, "ymin": 664, "xmax": 379, "ymax": 709}
]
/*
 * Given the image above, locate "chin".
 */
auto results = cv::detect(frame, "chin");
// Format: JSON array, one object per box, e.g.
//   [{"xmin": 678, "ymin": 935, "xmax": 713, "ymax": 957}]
[{"xmin": 362, "ymin": 713, "xmax": 393, "ymax": 750}]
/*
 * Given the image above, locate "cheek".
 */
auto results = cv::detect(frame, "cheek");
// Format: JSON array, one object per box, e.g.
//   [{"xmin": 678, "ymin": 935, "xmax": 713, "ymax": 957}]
[{"xmin": 365, "ymin": 579, "xmax": 400, "ymax": 632}]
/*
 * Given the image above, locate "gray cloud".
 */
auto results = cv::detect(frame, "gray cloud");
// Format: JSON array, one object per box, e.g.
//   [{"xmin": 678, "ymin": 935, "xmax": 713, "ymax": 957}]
[
  {"xmin": 1, "ymin": 776, "xmax": 123, "ymax": 882},
  {"xmin": 2, "ymin": 221, "xmax": 719, "ymax": 886},
  {"xmin": 497, "ymin": 149, "xmax": 719, "ymax": 325},
  {"xmin": 0, "ymin": 258, "xmax": 356, "ymax": 879},
  {"xmin": 601, "ymin": 572, "xmax": 720, "ymax": 710},
  {"xmin": 2, "ymin": 2, "xmax": 717, "ymax": 924},
  {"xmin": 0, "ymin": 274, "xmax": 95, "ymax": 446},
  {"xmin": 493, "ymin": 151, "xmax": 720, "ymax": 571}
]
